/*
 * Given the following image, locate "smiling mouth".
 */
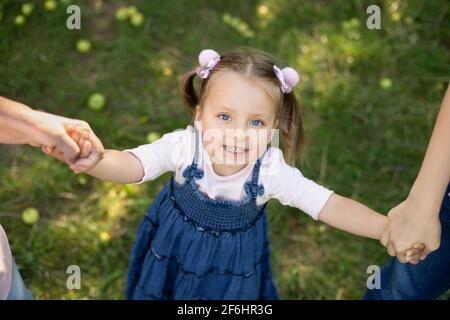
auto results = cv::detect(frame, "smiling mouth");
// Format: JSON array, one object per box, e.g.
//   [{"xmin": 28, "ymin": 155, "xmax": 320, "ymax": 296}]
[{"xmin": 223, "ymin": 145, "xmax": 249, "ymax": 154}]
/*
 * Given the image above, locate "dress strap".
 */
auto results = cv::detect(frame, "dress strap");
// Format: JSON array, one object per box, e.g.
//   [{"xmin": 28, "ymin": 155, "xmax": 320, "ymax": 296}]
[
  {"xmin": 182, "ymin": 125, "xmax": 204, "ymax": 181},
  {"xmin": 244, "ymin": 146, "xmax": 269, "ymax": 199}
]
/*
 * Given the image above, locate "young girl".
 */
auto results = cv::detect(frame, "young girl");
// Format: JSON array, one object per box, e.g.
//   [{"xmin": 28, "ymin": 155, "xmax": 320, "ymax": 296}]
[{"xmin": 57, "ymin": 49, "xmax": 423, "ymax": 300}]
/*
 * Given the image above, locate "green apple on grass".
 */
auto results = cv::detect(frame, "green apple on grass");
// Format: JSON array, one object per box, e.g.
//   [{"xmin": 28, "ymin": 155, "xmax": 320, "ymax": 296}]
[
  {"xmin": 76, "ymin": 39, "xmax": 91, "ymax": 54},
  {"xmin": 21, "ymin": 3, "xmax": 34, "ymax": 16},
  {"xmin": 14, "ymin": 15, "xmax": 25, "ymax": 26},
  {"xmin": 44, "ymin": 0, "xmax": 57, "ymax": 11},
  {"xmin": 115, "ymin": 6, "xmax": 145, "ymax": 26},
  {"xmin": 88, "ymin": 93, "xmax": 106, "ymax": 111},
  {"xmin": 22, "ymin": 207, "xmax": 40, "ymax": 225},
  {"xmin": 146, "ymin": 132, "xmax": 161, "ymax": 143},
  {"xmin": 115, "ymin": 7, "xmax": 129, "ymax": 21},
  {"xmin": 130, "ymin": 12, "xmax": 144, "ymax": 26},
  {"xmin": 379, "ymin": 78, "xmax": 392, "ymax": 90},
  {"xmin": 126, "ymin": 6, "xmax": 138, "ymax": 16}
]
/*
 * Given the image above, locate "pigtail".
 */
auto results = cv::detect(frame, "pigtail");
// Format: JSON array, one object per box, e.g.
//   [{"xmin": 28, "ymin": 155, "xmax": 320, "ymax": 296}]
[
  {"xmin": 178, "ymin": 69, "xmax": 199, "ymax": 117},
  {"xmin": 278, "ymin": 91, "xmax": 304, "ymax": 166}
]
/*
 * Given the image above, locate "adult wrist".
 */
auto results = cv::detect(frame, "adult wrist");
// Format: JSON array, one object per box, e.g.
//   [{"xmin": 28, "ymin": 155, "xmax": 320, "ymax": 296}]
[
  {"xmin": 0, "ymin": 98, "xmax": 34, "ymax": 144},
  {"xmin": 406, "ymin": 190, "xmax": 441, "ymax": 218},
  {"xmin": 18, "ymin": 108, "xmax": 42, "ymax": 145}
]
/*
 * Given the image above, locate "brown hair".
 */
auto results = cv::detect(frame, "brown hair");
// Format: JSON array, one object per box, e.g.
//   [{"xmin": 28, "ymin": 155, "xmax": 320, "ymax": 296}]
[{"xmin": 178, "ymin": 48, "xmax": 304, "ymax": 165}]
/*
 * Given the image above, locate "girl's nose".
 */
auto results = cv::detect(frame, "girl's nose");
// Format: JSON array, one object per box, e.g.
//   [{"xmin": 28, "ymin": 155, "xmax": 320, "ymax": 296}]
[{"xmin": 227, "ymin": 127, "xmax": 245, "ymax": 140}]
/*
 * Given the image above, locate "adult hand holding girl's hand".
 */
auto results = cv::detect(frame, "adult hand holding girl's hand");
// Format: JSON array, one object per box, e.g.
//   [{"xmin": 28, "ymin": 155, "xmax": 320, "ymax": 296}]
[
  {"xmin": 381, "ymin": 197, "xmax": 441, "ymax": 263},
  {"xmin": 42, "ymin": 124, "xmax": 105, "ymax": 173},
  {"xmin": 0, "ymin": 96, "xmax": 104, "ymax": 165}
]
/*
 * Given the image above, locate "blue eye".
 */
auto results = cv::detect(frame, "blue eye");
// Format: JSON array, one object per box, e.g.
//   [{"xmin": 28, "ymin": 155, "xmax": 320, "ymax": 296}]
[
  {"xmin": 218, "ymin": 114, "xmax": 231, "ymax": 121},
  {"xmin": 250, "ymin": 119, "xmax": 264, "ymax": 127}
]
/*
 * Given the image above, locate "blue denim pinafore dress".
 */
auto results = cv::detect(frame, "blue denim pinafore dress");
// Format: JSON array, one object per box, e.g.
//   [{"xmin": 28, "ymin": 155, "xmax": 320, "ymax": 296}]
[{"xmin": 125, "ymin": 126, "xmax": 279, "ymax": 300}]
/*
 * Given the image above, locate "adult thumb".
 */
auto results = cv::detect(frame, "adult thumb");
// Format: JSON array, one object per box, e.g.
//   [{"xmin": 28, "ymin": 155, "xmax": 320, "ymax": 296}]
[{"xmin": 56, "ymin": 134, "xmax": 80, "ymax": 163}]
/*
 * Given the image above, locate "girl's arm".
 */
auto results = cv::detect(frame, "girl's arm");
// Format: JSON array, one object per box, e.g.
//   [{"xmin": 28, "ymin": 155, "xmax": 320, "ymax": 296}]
[
  {"xmin": 84, "ymin": 150, "xmax": 144, "ymax": 184},
  {"xmin": 318, "ymin": 193, "xmax": 388, "ymax": 240},
  {"xmin": 69, "ymin": 126, "xmax": 187, "ymax": 184}
]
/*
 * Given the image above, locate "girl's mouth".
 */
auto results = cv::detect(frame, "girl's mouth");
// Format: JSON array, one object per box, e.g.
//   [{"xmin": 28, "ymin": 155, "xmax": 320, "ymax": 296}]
[{"xmin": 223, "ymin": 145, "xmax": 248, "ymax": 155}]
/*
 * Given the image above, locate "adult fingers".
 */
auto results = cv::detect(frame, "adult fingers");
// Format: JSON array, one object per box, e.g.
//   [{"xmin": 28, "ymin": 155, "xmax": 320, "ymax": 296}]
[
  {"xmin": 70, "ymin": 121, "xmax": 104, "ymax": 155},
  {"xmin": 48, "ymin": 148, "xmax": 67, "ymax": 163},
  {"xmin": 396, "ymin": 252, "xmax": 408, "ymax": 264},
  {"xmin": 405, "ymin": 248, "xmax": 420, "ymax": 257},
  {"xmin": 77, "ymin": 131, "xmax": 88, "ymax": 153},
  {"xmin": 420, "ymin": 248, "xmax": 432, "ymax": 261},
  {"xmin": 80, "ymin": 140, "xmax": 92, "ymax": 158},
  {"xmin": 65, "ymin": 124, "xmax": 75, "ymax": 135},
  {"xmin": 87, "ymin": 131, "xmax": 104, "ymax": 155},
  {"xmin": 55, "ymin": 133, "xmax": 81, "ymax": 163}
]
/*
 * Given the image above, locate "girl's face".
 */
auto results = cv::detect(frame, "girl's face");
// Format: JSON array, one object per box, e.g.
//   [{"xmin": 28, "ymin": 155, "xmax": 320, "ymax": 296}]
[{"xmin": 195, "ymin": 70, "xmax": 279, "ymax": 176}]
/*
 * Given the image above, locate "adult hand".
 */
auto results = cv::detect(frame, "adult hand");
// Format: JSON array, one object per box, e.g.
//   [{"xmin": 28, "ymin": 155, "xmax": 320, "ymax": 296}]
[
  {"xmin": 0, "ymin": 96, "xmax": 103, "ymax": 164},
  {"xmin": 42, "ymin": 124, "xmax": 105, "ymax": 173},
  {"xmin": 23, "ymin": 110, "xmax": 104, "ymax": 164},
  {"xmin": 381, "ymin": 197, "xmax": 441, "ymax": 263}
]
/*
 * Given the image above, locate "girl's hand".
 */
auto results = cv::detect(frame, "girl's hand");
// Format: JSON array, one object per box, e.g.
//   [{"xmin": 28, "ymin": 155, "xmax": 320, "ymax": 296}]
[{"xmin": 398, "ymin": 243, "xmax": 426, "ymax": 265}]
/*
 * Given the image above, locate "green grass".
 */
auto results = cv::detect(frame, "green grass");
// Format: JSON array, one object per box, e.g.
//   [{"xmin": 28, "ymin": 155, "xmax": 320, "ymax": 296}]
[{"xmin": 0, "ymin": 0, "xmax": 449, "ymax": 299}]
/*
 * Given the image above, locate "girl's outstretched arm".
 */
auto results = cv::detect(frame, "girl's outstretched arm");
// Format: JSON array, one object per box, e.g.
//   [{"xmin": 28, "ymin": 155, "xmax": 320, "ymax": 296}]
[
  {"xmin": 84, "ymin": 150, "xmax": 144, "ymax": 184},
  {"xmin": 318, "ymin": 193, "xmax": 388, "ymax": 240}
]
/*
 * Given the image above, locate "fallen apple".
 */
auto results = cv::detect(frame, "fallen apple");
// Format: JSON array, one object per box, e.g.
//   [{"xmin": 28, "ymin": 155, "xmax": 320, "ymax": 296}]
[
  {"xmin": 130, "ymin": 12, "xmax": 144, "ymax": 26},
  {"xmin": 22, "ymin": 207, "xmax": 40, "ymax": 225},
  {"xmin": 22, "ymin": 3, "xmax": 34, "ymax": 16},
  {"xmin": 14, "ymin": 15, "xmax": 26, "ymax": 26},
  {"xmin": 88, "ymin": 93, "xmax": 106, "ymax": 111},
  {"xmin": 44, "ymin": 0, "xmax": 57, "ymax": 11},
  {"xmin": 76, "ymin": 39, "xmax": 91, "ymax": 53}
]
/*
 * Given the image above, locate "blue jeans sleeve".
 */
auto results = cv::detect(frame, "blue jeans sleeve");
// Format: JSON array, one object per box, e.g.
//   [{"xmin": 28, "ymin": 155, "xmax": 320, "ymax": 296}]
[{"xmin": 6, "ymin": 257, "xmax": 33, "ymax": 300}]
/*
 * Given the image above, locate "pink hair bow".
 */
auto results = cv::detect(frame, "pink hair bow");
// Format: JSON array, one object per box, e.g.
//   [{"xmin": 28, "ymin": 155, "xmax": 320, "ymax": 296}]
[
  {"xmin": 273, "ymin": 65, "xmax": 300, "ymax": 94},
  {"xmin": 197, "ymin": 49, "xmax": 221, "ymax": 79}
]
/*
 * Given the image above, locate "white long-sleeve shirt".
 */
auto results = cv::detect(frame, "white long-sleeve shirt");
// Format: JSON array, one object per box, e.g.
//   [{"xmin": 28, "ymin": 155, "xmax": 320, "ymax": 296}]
[{"xmin": 124, "ymin": 125, "xmax": 334, "ymax": 220}]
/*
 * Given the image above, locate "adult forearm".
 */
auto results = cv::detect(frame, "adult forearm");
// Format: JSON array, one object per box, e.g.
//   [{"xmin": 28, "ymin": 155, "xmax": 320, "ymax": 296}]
[
  {"xmin": 408, "ymin": 85, "xmax": 450, "ymax": 214},
  {"xmin": 0, "ymin": 96, "xmax": 34, "ymax": 144}
]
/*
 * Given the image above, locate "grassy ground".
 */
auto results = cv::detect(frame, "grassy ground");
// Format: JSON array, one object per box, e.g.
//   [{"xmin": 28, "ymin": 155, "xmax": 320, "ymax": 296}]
[{"xmin": 0, "ymin": 0, "xmax": 449, "ymax": 299}]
